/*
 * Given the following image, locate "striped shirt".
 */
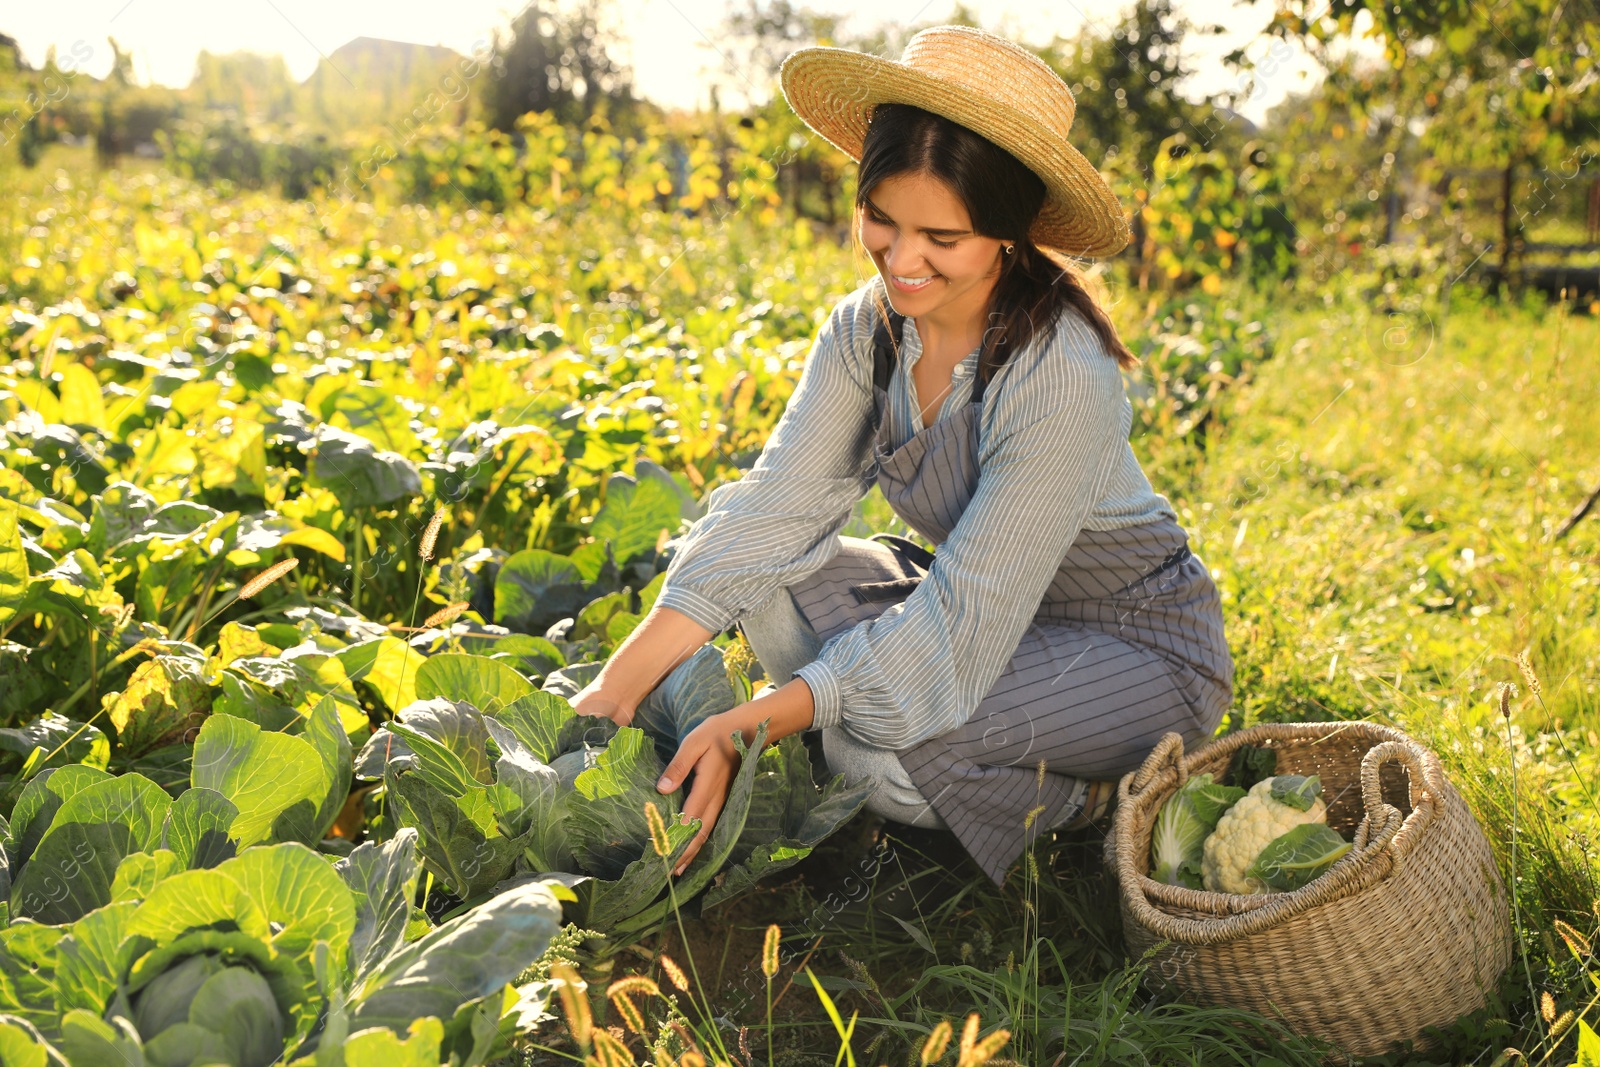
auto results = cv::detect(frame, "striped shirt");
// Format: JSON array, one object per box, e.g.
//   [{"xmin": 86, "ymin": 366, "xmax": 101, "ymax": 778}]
[{"xmin": 656, "ymin": 274, "xmax": 1176, "ymax": 750}]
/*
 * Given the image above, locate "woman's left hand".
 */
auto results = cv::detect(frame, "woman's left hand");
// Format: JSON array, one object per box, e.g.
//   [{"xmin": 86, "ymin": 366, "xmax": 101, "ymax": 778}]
[
  {"xmin": 652, "ymin": 676, "xmax": 817, "ymax": 877},
  {"xmin": 656, "ymin": 713, "xmax": 741, "ymax": 876}
]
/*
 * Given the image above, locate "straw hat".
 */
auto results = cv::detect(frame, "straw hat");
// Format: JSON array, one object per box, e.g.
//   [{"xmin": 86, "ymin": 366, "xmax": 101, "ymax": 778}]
[{"xmin": 778, "ymin": 25, "xmax": 1131, "ymax": 258}]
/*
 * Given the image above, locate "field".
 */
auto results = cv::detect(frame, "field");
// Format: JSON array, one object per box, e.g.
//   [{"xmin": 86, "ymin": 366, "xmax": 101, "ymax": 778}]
[{"xmin": 2, "ymin": 142, "xmax": 1599, "ymax": 1067}]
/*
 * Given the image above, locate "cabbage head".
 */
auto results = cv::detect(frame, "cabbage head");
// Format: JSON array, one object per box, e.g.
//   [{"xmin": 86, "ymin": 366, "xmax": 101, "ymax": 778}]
[
  {"xmin": 131, "ymin": 953, "xmax": 283, "ymax": 1067},
  {"xmin": 357, "ymin": 645, "xmax": 872, "ymax": 952}
]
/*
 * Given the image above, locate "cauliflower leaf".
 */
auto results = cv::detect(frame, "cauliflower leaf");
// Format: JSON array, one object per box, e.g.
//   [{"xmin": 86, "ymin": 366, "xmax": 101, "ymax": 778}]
[{"xmin": 1150, "ymin": 773, "xmax": 1246, "ymax": 889}]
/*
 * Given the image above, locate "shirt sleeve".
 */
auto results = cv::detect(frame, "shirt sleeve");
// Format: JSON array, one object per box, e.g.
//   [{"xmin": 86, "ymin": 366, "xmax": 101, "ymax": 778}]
[
  {"xmin": 793, "ymin": 310, "xmax": 1128, "ymax": 747},
  {"xmin": 654, "ymin": 285, "xmax": 879, "ymax": 634}
]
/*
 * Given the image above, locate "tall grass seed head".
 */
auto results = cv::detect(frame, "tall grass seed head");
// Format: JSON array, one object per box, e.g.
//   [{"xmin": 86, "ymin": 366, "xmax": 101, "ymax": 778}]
[
  {"xmin": 550, "ymin": 962, "xmax": 592, "ymax": 1047},
  {"xmin": 645, "ymin": 800, "xmax": 672, "ymax": 857},
  {"xmin": 659, "ymin": 953, "xmax": 689, "ymax": 992},
  {"xmin": 608, "ymin": 975, "xmax": 662, "ymax": 999},
  {"xmin": 1498, "ymin": 682, "xmax": 1517, "ymax": 718},
  {"xmin": 419, "ymin": 509, "xmax": 443, "ymax": 561},
  {"xmin": 239, "ymin": 558, "xmax": 299, "ymax": 600},
  {"xmin": 422, "ymin": 601, "xmax": 469, "ymax": 628},
  {"xmin": 920, "ymin": 1020, "xmax": 952, "ymax": 1065},
  {"xmin": 761, "ymin": 923, "xmax": 780, "ymax": 978},
  {"xmin": 1515, "ymin": 650, "xmax": 1541, "ymax": 698},
  {"xmin": 1552, "ymin": 918, "xmax": 1591, "ymax": 958},
  {"xmin": 609, "ymin": 990, "xmax": 646, "ymax": 1035}
]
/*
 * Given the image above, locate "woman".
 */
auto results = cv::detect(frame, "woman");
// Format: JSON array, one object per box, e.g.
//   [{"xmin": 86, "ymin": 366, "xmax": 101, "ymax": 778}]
[{"xmin": 571, "ymin": 25, "xmax": 1233, "ymax": 887}]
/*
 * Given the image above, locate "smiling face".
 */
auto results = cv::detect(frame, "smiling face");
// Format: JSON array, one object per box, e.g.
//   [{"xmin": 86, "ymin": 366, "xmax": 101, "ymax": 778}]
[{"xmin": 856, "ymin": 170, "xmax": 1008, "ymax": 323}]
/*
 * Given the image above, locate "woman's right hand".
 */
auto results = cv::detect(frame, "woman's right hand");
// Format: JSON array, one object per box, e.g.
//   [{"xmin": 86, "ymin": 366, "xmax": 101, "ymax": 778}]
[
  {"xmin": 569, "ymin": 681, "xmax": 636, "ymax": 728},
  {"xmin": 564, "ymin": 603, "xmax": 717, "ymax": 729}
]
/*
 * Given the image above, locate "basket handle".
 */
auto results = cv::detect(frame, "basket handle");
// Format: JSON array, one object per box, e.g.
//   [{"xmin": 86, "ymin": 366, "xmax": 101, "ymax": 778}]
[
  {"xmin": 1356, "ymin": 739, "xmax": 1444, "ymax": 871},
  {"xmin": 1128, "ymin": 732, "xmax": 1188, "ymax": 797}
]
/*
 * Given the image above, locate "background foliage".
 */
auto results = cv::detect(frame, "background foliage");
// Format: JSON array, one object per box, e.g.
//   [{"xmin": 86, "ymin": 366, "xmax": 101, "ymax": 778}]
[{"xmin": 1, "ymin": 0, "xmax": 1599, "ymax": 1063}]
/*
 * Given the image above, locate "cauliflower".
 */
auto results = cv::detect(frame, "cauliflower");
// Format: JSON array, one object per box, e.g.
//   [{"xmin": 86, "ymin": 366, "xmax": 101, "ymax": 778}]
[{"xmin": 1201, "ymin": 775, "xmax": 1329, "ymax": 894}]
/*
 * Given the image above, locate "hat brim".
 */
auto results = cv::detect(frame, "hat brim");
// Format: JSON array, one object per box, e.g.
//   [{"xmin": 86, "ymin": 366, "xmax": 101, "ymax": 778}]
[{"xmin": 779, "ymin": 46, "xmax": 1131, "ymax": 259}]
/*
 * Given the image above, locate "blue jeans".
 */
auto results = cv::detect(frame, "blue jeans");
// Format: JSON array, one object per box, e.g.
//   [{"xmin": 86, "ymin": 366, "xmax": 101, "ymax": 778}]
[{"xmin": 738, "ymin": 586, "xmax": 950, "ymax": 829}]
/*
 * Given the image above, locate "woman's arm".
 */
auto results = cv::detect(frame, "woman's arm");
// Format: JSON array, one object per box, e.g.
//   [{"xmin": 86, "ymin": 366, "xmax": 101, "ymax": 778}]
[
  {"xmin": 574, "ymin": 281, "xmax": 882, "ymax": 724},
  {"xmin": 792, "ymin": 310, "xmax": 1127, "ymax": 750}
]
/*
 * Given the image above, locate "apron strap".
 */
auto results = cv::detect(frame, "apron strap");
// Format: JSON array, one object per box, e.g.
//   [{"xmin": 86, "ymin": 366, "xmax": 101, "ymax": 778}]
[{"xmin": 871, "ymin": 307, "xmax": 992, "ymax": 406}]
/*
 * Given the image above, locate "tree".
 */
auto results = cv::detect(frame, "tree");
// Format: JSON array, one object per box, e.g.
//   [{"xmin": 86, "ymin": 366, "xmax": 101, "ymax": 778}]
[
  {"xmin": 1255, "ymin": 0, "xmax": 1600, "ymax": 281},
  {"xmin": 481, "ymin": 0, "xmax": 637, "ymax": 132},
  {"xmin": 1045, "ymin": 0, "xmax": 1234, "ymax": 183}
]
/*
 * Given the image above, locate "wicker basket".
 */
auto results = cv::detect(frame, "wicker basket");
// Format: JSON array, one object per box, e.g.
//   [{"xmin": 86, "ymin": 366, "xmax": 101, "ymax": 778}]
[{"xmin": 1103, "ymin": 721, "xmax": 1513, "ymax": 1058}]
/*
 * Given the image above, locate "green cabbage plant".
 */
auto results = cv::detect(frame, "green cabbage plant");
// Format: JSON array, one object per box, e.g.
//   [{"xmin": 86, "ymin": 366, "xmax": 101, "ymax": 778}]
[
  {"xmin": 0, "ymin": 830, "xmax": 566, "ymax": 1067},
  {"xmin": 0, "ymin": 698, "xmax": 351, "ymax": 927},
  {"xmin": 357, "ymin": 644, "xmax": 871, "ymax": 953}
]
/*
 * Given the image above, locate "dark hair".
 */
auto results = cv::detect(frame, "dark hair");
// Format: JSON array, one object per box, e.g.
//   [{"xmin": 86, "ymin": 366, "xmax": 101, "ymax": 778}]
[{"xmin": 852, "ymin": 102, "xmax": 1136, "ymax": 380}]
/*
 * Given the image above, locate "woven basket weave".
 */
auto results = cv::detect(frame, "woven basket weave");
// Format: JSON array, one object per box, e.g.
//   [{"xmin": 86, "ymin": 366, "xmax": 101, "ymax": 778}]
[{"xmin": 1103, "ymin": 721, "xmax": 1513, "ymax": 1058}]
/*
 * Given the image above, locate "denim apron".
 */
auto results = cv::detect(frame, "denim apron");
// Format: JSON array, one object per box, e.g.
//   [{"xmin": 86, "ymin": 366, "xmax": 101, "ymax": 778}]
[{"xmin": 783, "ymin": 308, "xmax": 1234, "ymax": 885}]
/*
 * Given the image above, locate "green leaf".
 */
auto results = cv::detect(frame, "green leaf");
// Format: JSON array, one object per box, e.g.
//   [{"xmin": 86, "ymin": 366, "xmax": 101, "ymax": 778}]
[
  {"xmin": 1149, "ymin": 772, "xmax": 1247, "ymax": 888},
  {"xmin": 1577, "ymin": 1019, "xmax": 1600, "ymax": 1067},
  {"xmin": 307, "ymin": 427, "xmax": 421, "ymax": 508},
  {"xmin": 1247, "ymin": 823, "xmax": 1352, "ymax": 891},
  {"xmin": 387, "ymin": 723, "xmax": 487, "ymax": 798},
  {"xmin": 590, "ymin": 468, "xmax": 685, "ymax": 566},
  {"xmin": 9, "ymin": 773, "xmax": 172, "ymax": 924},
  {"xmin": 484, "ymin": 634, "xmax": 565, "ymax": 679},
  {"xmin": 55, "ymin": 900, "xmax": 141, "ymax": 1014},
  {"xmin": 481, "ymin": 719, "xmax": 572, "ymax": 873},
  {"xmin": 492, "ymin": 691, "xmax": 599, "ymax": 764},
  {"xmin": 304, "ymin": 696, "xmax": 354, "ymax": 842},
  {"xmin": 6, "ymin": 765, "xmax": 114, "ymax": 870},
  {"xmin": 493, "ymin": 550, "xmax": 587, "ymax": 636},
  {"xmin": 703, "ymin": 842, "xmax": 811, "ymax": 910},
  {"xmin": 333, "ymin": 829, "xmax": 423, "ymax": 983},
  {"xmin": 1268, "ymin": 775, "xmax": 1323, "ymax": 812},
  {"xmin": 333, "ymin": 1017, "xmax": 445, "ymax": 1067},
  {"xmin": 321, "ymin": 383, "xmax": 421, "ymax": 457},
  {"xmin": 539, "ymin": 661, "xmax": 604, "ymax": 700},
  {"xmin": 413, "ymin": 654, "xmax": 533, "ymax": 715},
  {"xmin": 0, "ymin": 501, "xmax": 28, "ymax": 629},
  {"xmin": 160, "ymin": 787, "xmax": 239, "ymax": 869},
  {"xmin": 632, "ymin": 644, "xmax": 739, "ymax": 761},
  {"xmin": 338, "ymin": 637, "xmax": 426, "ymax": 715},
  {"xmin": 566, "ymin": 728, "xmax": 676, "ymax": 880},
  {"xmin": 358, "ymin": 699, "xmax": 495, "ymax": 786},
  {"xmin": 189, "ymin": 714, "xmax": 331, "ymax": 847},
  {"xmin": 346, "ymin": 879, "xmax": 564, "ymax": 1035},
  {"xmin": 382, "ymin": 766, "xmax": 523, "ymax": 900},
  {"xmin": 0, "ymin": 924, "xmax": 67, "ymax": 1035},
  {"xmin": 1225, "ymin": 744, "xmax": 1277, "ymax": 790},
  {"xmin": 219, "ymin": 843, "xmax": 357, "ymax": 969},
  {"xmin": 0, "ymin": 714, "xmax": 110, "ymax": 777},
  {"xmin": 110, "ymin": 849, "xmax": 183, "ymax": 902},
  {"xmin": 572, "ymin": 820, "xmax": 695, "ymax": 931},
  {"xmin": 57, "ymin": 1010, "xmax": 146, "ymax": 1067},
  {"xmin": 125, "ymin": 868, "xmax": 273, "ymax": 946},
  {"xmin": 703, "ymin": 735, "xmax": 871, "ymax": 910},
  {"xmin": 0, "ymin": 1013, "xmax": 69, "ymax": 1067},
  {"xmin": 108, "ymin": 655, "xmax": 213, "ymax": 759},
  {"xmin": 610, "ymin": 722, "xmax": 772, "ymax": 942}
]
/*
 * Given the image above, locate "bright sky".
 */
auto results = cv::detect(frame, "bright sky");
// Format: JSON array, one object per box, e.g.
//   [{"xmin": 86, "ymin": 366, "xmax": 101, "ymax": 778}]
[{"xmin": 4, "ymin": 0, "xmax": 1337, "ymax": 125}]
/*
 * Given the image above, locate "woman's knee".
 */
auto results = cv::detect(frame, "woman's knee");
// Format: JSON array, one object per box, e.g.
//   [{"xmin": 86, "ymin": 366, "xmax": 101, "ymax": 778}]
[{"xmin": 737, "ymin": 588, "xmax": 821, "ymax": 685}]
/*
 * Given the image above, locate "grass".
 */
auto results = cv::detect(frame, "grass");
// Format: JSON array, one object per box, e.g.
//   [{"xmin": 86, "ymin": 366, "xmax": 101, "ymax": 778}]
[
  {"xmin": 6, "ymin": 145, "xmax": 1596, "ymax": 1064},
  {"xmin": 529, "ymin": 284, "xmax": 1600, "ymax": 1065}
]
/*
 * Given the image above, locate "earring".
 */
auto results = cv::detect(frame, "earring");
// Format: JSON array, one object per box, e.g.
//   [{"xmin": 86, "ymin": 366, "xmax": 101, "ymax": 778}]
[{"xmin": 1004, "ymin": 243, "xmax": 1015, "ymax": 255}]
